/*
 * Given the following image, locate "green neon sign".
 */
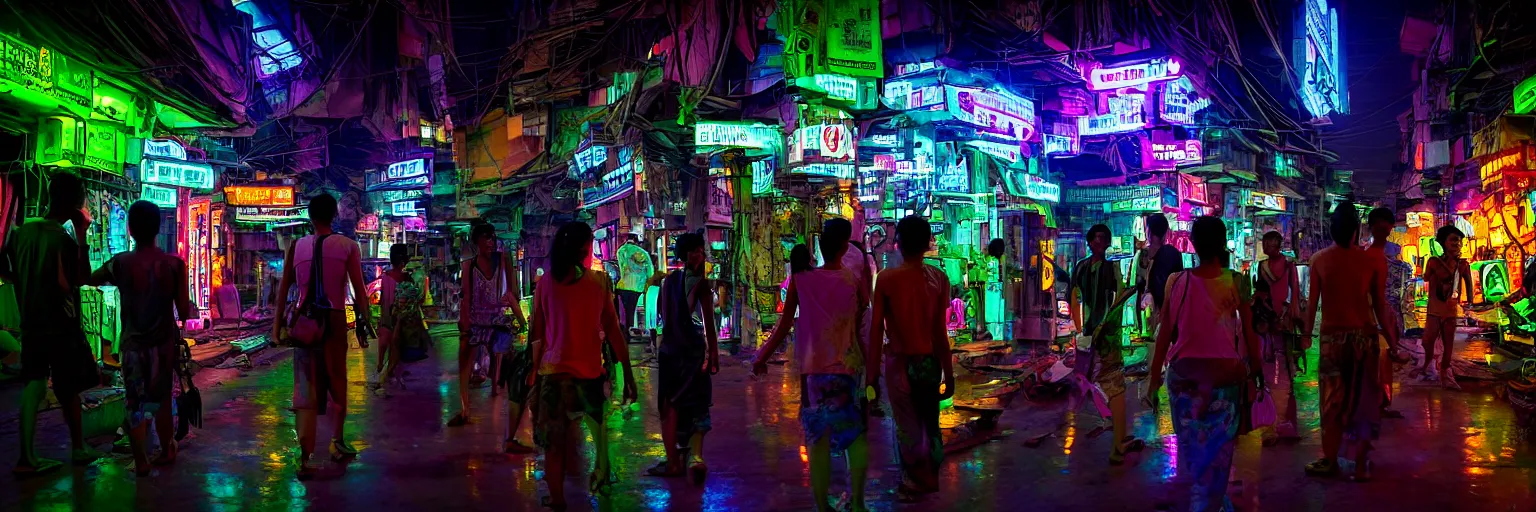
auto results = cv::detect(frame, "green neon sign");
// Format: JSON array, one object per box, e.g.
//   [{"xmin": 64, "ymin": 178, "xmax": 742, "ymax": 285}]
[
  {"xmin": 141, "ymin": 183, "xmax": 178, "ymax": 209},
  {"xmin": 1515, "ymin": 75, "xmax": 1536, "ymax": 114}
]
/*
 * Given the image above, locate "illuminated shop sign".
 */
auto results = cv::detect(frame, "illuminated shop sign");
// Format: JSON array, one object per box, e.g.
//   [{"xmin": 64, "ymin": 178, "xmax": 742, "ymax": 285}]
[
  {"xmin": 789, "ymin": 123, "xmax": 857, "ymax": 164},
  {"xmin": 233, "ymin": 206, "xmax": 308, "ymax": 223},
  {"xmin": 1084, "ymin": 57, "xmax": 1183, "ymax": 91},
  {"xmin": 1178, "ymin": 174, "xmax": 1209, "ymax": 205},
  {"xmin": 1143, "ymin": 139, "xmax": 1203, "ymax": 170},
  {"xmin": 140, "ymin": 158, "xmax": 214, "ymax": 189},
  {"xmin": 694, "ymin": 122, "xmax": 780, "ymax": 149},
  {"xmin": 1043, "ymin": 134, "xmax": 1079, "ymax": 156},
  {"xmin": 792, "ymin": 163, "xmax": 855, "ymax": 180},
  {"xmin": 1159, "ymin": 77, "xmax": 1210, "ymax": 125},
  {"xmin": 1478, "ymin": 145, "xmax": 1536, "ymax": 189},
  {"xmin": 794, "ymin": 74, "xmax": 878, "ymax": 109},
  {"xmin": 857, "ymin": 167, "xmax": 885, "ymax": 202},
  {"xmin": 1250, "ymin": 192, "xmax": 1289, "ymax": 211},
  {"xmin": 571, "ymin": 144, "xmax": 608, "ymax": 179},
  {"xmin": 140, "ymin": 183, "xmax": 178, "ymax": 209},
  {"xmin": 1006, "ymin": 171, "xmax": 1060, "ymax": 203},
  {"xmin": 583, "ymin": 152, "xmax": 638, "ymax": 207},
  {"xmin": 1106, "ymin": 196, "xmax": 1162, "ymax": 213},
  {"xmin": 1079, "ymin": 93, "xmax": 1147, "ymax": 136},
  {"xmin": 0, "ymin": 33, "xmax": 92, "ymax": 113},
  {"xmin": 357, "ymin": 214, "xmax": 380, "ymax": 232},
  {"xmin": 864, "ymin": 133, "xmax": 901, "ymax": 148},
  {"xmin": 1295, "ymin": 0, "xmax": 1348, "ymax": 120},
  {"xmin": 224, "ymin": 185, "xmax": 296, "ymax": 207},
  {"xmin": 892, "ymin": 60, "xmax": 944, "ymax": 76},
  {"xmin": 936, "ymin": 157, "xmax": 970, "ymax": 193},
  {"xmin": 1515, "ymin": 75, "xmax": 1536, "ymax": 115},
  {"xmin": 386, "ymin": 158, "xmax": 429, "ymax": 181},
  {"xmin": 380, "ymin": 188, "xmax": 426, "ymax": 203},
  {"xmin": 143, "ymin": 139, "xmax": 187, "ymax": 161},
  {"xmin": 390, "ymin": 201, "xmax": 418, "ymax": 216},
  {"xmin": 366, "ymin": 172, "xmax": 429, "ymax": 191},
  {"xmin": 881, "ymin": 80, "xmax": 945, "ymax": 111},
  {"xmin": 966, "ymin": 140, "xmax": 1022, "ymax": 163},
  {"xmin": 945, "ymin": 86, "xmax": 1037, "ymax": 141},
  {"xmin": 751, "ymin": 157, "xmax": 778, "ymax": 196}
]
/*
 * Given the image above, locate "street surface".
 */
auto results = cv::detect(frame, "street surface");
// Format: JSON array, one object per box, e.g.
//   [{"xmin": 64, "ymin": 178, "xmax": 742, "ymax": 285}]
[{"xmin": 1, "ymin": 327, "xmax": 1532, "ymax": 511}]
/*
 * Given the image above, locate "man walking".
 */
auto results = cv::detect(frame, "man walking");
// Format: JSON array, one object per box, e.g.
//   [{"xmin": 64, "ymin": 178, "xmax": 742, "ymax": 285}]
[
  {"xmin": 1136, "ymin": 214, "xmax": 1184, "ymax": 338},
  {"xmin": 1069, "ymin": 224, "xmax": 1142, "ymax": 465},
  {"xmin": 3, "ymin": 173, "xmax": 104, "ymax": 476},
  {"xmin": 272, "ymin": 193, "xmax": 373, "ymax": 479}
]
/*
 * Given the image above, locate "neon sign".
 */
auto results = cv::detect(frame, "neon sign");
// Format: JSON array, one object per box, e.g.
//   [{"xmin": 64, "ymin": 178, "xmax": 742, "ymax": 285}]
[
  {"xmin": 386, "ymin": 158, "xmax": 429, "ymax": 181},
  {"xmin": 390, "ymin": 201, "xmax": 418, "ymax": 216},
  {"xmin": 966, "ymin": 140, "xmax": 1022, "ymax": 163},
  {"xmin": 141, "ymin": 183, "xmax": 178, "ymax": 209},
  {"xmin": 184, "ymin": 198, "xmax": 211, "ymax": 324},
  {"xmin": 1178, "ymin": 174, "xmax": 1209, "ymax": 205},
  {"xmin": 1106, "ymin": 196, "xmax": 1162, "ymax": 213},
  {"xmin": 233, "ymin": 207, "xmax": 307, "ymax": 223},
  {"xmin": 789, "ymin": 123, "xmax": 857, "ymax": 164},
  {"xmin": 1515, "ymin": 75, "xmax": 1536, "ymax": 115},
  {"xmin": 936, "ymin": 157, "xmax": 970, "ymax": 193},
  {"xmin": 1295, "ymin": 0, "xmax": 1348, "ymax": 119},
  {"xmin": 143, "ymin": 139, "xmax": 187, "ymax": 161},
  {"xmin": 1079, "ymin": 93, "xmax": 1147, "ymax": 135},
  {"xmin": 945, "ymin": 86, "xmax": 1037, "ymax": 141},
  {"xmin": 881, "ymin": 80, "xmax": 944, "ymax": 111},
  {"xmin": 1143, "ymin": 139, "xmax": 1203, "ymax": 170},
  {"xmin": 792, "ymin": 163, "xmax": 855, "ymax": 180},
  {"xmin": 140, "ymin": 158, "xmax": 214, "ymax": 189},
  {"xmin": 357, "ymin": 214, "xmax": 379, "ymax": 232},
  {"xmin": 1159, "ymin": 77, "xmax": 1210, "ymax": 124},
  {"xmin": 1043, "ymin": 134, "xmax": 1078, "ymax": 156},
  {"xmin": 751, "ymin": 157, "xmax": 778, "ymax": 196},
  {"xmin": 224, "ymin": 185, "xmax": 296, "ymax": 207},
  {"xmin": 1250, "ymin": 192, "xmax": 1288, "ymax": 211},
  {"xmin": 379, "ymin": 188, "xmax": 426, "ymax": 203},
  {"xmin": 694, "ymin": 122, "xmax": 779, "ymax": 149},
  {"xmin": 1084, "ymin": 57, "xmax": 1183, "ymax": 91},
  {"xmin": 571, "ymin": 144, "xmax": 607, "ymax": 179},
  {"xmin": 583, "ymin": 159, "xmax": 636, "ymax": 207},
  {"xmin": 1008, "ymin": 172, "xmax": 1060, "ymax": 203},
  {"xmin": 1479, "ymin": 145, "xmax": 1531, "ymax": 189}
]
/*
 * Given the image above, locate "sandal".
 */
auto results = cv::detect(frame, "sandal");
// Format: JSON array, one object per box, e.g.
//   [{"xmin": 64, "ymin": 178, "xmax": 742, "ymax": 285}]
[
  {"xmin": 1120, "ymin": 436, "xmax": 1146, "ymax": 453},
  {"xmin": 689, "ymin": 461, "xmax": 708, "ymax": 486},
  {"xmin": 330, "ymin": 439, "xmax": 358, "ymax": 461},
  {"xmin": 12, "ymin": 458, "xmax": 63, "ymax": 479},
  {"xmin": 447, "ymin": 413, "xmax": 470, "ymax": 427},
  {"xmin": 589, "ymin": 469, "xmax": 615, "ymax": 496},
  {"xmin": 152, "ymin": 442, "xmax": 178, "ymax": 466},
  {"xmin": 296, "ymin": 456, "xmax": 318, "ymax": 481},
  {"xmin": 1304, "ymin": 458, "xmax": 1339, "ymax": 477},
  {"xmin": 1442, "ymin": 372, "xmax": 1462, "ymax": 391}
]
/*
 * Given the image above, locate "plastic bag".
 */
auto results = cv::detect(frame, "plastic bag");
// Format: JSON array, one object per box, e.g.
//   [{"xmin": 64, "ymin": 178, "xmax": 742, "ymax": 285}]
[{"xmin": 1250, "ymin": 387, "xmax": 1277, "ymax": 431}]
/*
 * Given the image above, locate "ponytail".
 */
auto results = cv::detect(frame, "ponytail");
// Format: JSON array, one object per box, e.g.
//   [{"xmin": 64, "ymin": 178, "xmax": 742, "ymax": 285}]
[{"xmin": 550, "ymin": 222, "xmax": 594, "ymax": 282}]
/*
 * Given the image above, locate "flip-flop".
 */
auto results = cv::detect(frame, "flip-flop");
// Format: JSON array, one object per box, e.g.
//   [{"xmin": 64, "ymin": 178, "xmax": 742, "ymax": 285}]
[
  {"xmin": 1120, "ymin": 436, "xmax": 1146, "ymax": 453},
  {"xmin": 12, "ymin": 458, "xmax": 63, "ymax": 478},
  {"xmin": 689, "ymin": 462, "xmax": 708, "ymax": 486},
  {"xmin": 152, "ymin": 442, "xmax": 178, "ymax": 466}
]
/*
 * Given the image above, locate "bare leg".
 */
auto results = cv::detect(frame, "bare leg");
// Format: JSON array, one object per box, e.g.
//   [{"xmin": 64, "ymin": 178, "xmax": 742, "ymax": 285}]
[
  {"xmin": 490, "ymin": 352, "xmax": 503, "ymax": 397},
  {"xmin": 127, "ymin": 419, "xmax": 151, "ymax": 471},
  {"xmin": 152, "ymin": 399, "xmax": 175, "ymax": 463},
  {"xmin": 457, "ymin": 343, "xmax": 473, "ymax": 416},
  {"xmin": 1109, "ymin": 393, "xmax": 1128, "ymax": 456},
  {"xmin": 846, "ymin": 434, "xmax": 869, "ymax": 511},
  {"xmin": 1321, "ymin": 422, "xmax": 1342, "ymax": 462},
  {"xmin": 660, "ymin": 407, "xmax": 679, "ymax": 469},
  {"xmin": 297, "ymin": 409, "xmax": 318, "ymax": 466},
  {"xmin": 544, "ymin": 420, "xmax": 568, "ymax": 507},
  {"xmin": 61, "ymin": 393, "xmax": 85, "ymax": 451},
  {"xmin": 1438, "ymin": 318, "xmax": 1456, "ymax": 374},
  {"xmin": 810, "ymin": 437, "xmax": 834, "ymax": 512},
  {"xmin": 584, "ymin": 415, "xmax": 611, "ymax": 491},
  {"xmin": 16, "ymin": 380, "xmax": 47, "ymax": 467},
  {"xmin": 1420, "ymin": 315, "xmax": 1441, "ymax": 375}
]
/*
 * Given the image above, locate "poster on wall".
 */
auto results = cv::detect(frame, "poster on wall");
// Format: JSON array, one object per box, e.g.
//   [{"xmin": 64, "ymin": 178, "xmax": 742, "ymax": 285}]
[
  {"xmin": 1141, "ymin": 137, "xmax": 1203, "ymax": 170},
  {"xmin": 707, "ymin": 179, "xmax": 734, "ymax": 226},
  {"xmin": 823, "ymin": 0, "xmax": 883, "ymax": 78}
]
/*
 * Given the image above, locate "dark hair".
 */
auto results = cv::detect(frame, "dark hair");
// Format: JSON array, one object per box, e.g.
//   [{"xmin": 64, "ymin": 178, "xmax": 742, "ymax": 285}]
[
  {"xmin": 1262, "ymin": 231, "xmax": 1284, "ymax": 243},
  {"xmin": 821, "ymin": 218, "xmax": 852, "ymax": 260},
  {"xmin": 309, "ymin": 193, "xmax": 338, "ymax": 224},
  {"xmin": 675, "ymin": 233, "xmax": 705, "ymax": 261},
  {"xmin": 48, "ymin": 172, "xmax": 85, "ymax": 213},
  {"xmin": 1146, "ymin": 214, "xmax": 1170, "ymax": 238},
  {"xmin": 390, "ymin": 243, "xmax": 411, "ymax": 268},
  {"xmin": 471, "ymin": 222, "xmax": 495, "ymax": 243},
  {"xmin": 790, "ymin": 244, "xmax": 813, "ymax": 274},
  {"xmin": 1368, "ymin": 207, "xmax": 1394, "ymax": 227},
  {"xmin": 127, "ymin": 200, "xmax": 161, "ymax": 243},
  {"xmin": 1191, "ymin": 216, "xmax": 1228, "ymax": 266},
  {"xmin": 1329, "ymin": 201, "xmax": 1359, "ymax": 247},
  {"xmin": 1435, "ymin": 225, "xmax": 1465, "ymax": 247},
  {"xmin": 1086, "ymin": 224, "xmax": 1111, "ymax": 242},
  {"xmin": 550, "ymin": 221, "xmax": 594, "ymax": 282},
  {"xmin": 896, "ymin": 215, "xmax": 932, "ymax": 256}
]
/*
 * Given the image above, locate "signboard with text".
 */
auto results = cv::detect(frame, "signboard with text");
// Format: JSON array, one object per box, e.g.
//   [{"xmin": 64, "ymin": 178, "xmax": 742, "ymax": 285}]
[
  {"xmin": 945, "ymin": 85, "xmax": 1037, "ymax": 141},
  {"xmin": 140, "ymin": 183, "xmax": 178, "ymax": 209},
  {"xmin": 1294, "ymin": 0, "xmax": 1348, "ymax": 120},
  {"xmin": 1159, "ymin": 77, "xmax": 1210, "ymax": 125},
  {"xmin": 140, "ymin": 158, "xmax": 214, "ymax": 189},
  {"xmin": 385, "ymin": 158, "xmax": 428, "ymax": 181},
  {"xmin": 694, "ymin": 122, "xmax": 780, "ymax": 150},
  {"xmin": 1084, "ymin": 57, "xmax": 1183, "ymax": 91},
  {"xmin": 224, "ymin": 185, "xmax": 296, "ymax": 207},
  {"xmin": 1142, "ymin": 138, "xmax": 1203, "ymax": 170},
  {"xmin": 1079, "ymin": 93, "xmax": 1147, "ymax": 136}
]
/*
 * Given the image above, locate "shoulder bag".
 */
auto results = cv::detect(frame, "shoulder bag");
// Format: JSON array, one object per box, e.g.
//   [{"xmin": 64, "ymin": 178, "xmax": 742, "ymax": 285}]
[
  {"xmin": 283, "ymin": 234, "xmax": 332, "ymax": 347},
  {"xmin": 1167, "ymin": 271, "xmax": 1249, "ymax": 387}
]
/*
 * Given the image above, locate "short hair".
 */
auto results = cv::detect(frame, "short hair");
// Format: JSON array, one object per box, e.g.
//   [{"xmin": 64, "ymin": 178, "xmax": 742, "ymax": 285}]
[
  {"xmin": 1192, "ymin": 216, "xmax": 1228, "ymax": 265},
  {"xmin": 48, "ymin": 172, "xmax": 85, "ymax": 212},
  {"xmin": 1368, "ymin": 207, "xmax": 1394, "ymax": 227},
  {"xmin": 1086, "ymin": 224, "xmax": 1111, "ymax": 242},
  {"xmin": 471, "ymin": 222, "xmax": 495, "ymax": 243},
  {"xmin": 1436, "ymin": 225, "xmax": 1465, "ymax": 247},
  {"xmin": 127, "ymin": 200, "xmax": 161, "ymax": 242},
  {"xmin": 821, "ymin": 218, "xmax": 852, "ymax": 259},
  {"xmin": 1262, "ymin": 231, "xmax": 1284, "ymax": 243},
  {"xmin": 1146, "ymin": 214, "xmax": 1170, "ymax": 238},
  {"xmin": 675, "ymin": 232, "xmax": 705, "ymax": 259},
  {"xmin": 895, "ymin": 215, "xmax": 932, "ymax": 256},
  {"xmin": 1329, "ymin": 201, "xmax": 1359, "ymax": 247},
  {"xmin": 789, "ymin": 244, "xmax": 813, "ymax": 274},
  {"xmin": 309, "ymin": 193, "xmax": 338, "ymax": 224},
  {"xmin": 389, "ymin": 243, "xmax": 411, "ymax": 267}
]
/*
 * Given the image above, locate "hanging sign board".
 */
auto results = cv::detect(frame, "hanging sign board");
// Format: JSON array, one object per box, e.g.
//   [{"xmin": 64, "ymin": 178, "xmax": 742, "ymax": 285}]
[
  {"xmin": 1043, "ymin": 134, "xmax": 1078, "ymax": 156},
  {"xmin": 357, "ymin": 214, "xmax": 380, "ymax": 232},
  {"xmin": 582, "ymin": 147, "xmax": 639, "ymax": 208},
  {"xmin": 390, "ymin": 201, "xmax": 418, "ymax": 216},
  {"xmin": 1250, "ymin": 192, "xmax": 1289, "ymax": 211},
  {"xmin": 965, "ymin": 140, "xmax": 1022, "ymax": 163},
  {"xmin": 1079, "ymin": 93, "xmax": 1147, "ymax": 135},
  {"xmin": 945, "ymin": 85, "xmax": 1037, "ymax": 141},
  {"xmin": 694, "ymin": 122, "xmax": 780, "ymax": 149},
  {"xmin": 1515, "ymin": 75, "xmax": 1536, "ymax": 115},
  {"xmin": 0, "ymin": 33, "xmax": 92, "ymax": 114},
  {"xmin": 571, "ymin": 144, "xmax": 608, "ymax": 179},
  {"xmin": 823, "ymin": 0, "xmax": 883, "ymax": 78},
  {"xmin": 751, "ymin": 156, "xmax": 778, "ymax": 196},
  {"xmin": 142, "ymin": 139, "xmax": 188, "ymax": 161},
  {"xmin": 140, "ymin": 158, "xmax": 214, "ymax": 189},
  {"xmin": 385, "ymin": 158, "xmax": 429, "ymax": 181},
  {"xmin": 140, "ymin": 183, "xmax": 178, "ymax": 209},
  {"xmin": 792, "ymin": 163, "xmax": 855, "ymax": 180},
  {"xmin": 1084, "ymin": 57, "xmax": 1183, "ymax": 91},
  {"xmin": 224, "ymin": 185, "xmax": 296, "ymax": 207},
  {"xmin": 1295, "ymin": 0, "xmax": 1348, "ymax": 120},
  {"xmin": 1005, "ymin": 171, "xmax": 1060, "ymax": 203},
  {"xmin": 233, "ymin": 207, "xmax": 307, "ymax": 223},
  {"xmin": 1159, "ymin": 76, "xmax": 1210, "ymax": 124},
  {"xmin": 1106, "ymin": 196, "xmax": 1162, "ymax": 213},
  {"xmin": 1142, "ymin": 138, "xmax": 1204, "ymax": 170},
  {"xmin": 1178, "ymin": 174, "xmax": 1209, "ymax": 205}
]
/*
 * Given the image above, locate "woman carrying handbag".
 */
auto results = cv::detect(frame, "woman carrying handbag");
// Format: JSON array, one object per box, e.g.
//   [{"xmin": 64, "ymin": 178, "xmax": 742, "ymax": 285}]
[{"xmin": 1145, "ymin": 216, "xmax": 1264, "ymax": 512}]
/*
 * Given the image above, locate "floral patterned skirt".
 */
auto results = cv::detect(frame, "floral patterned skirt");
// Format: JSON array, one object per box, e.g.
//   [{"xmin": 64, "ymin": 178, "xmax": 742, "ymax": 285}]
[
  {"xmin": 800, "ymin": 373, "xmax": 867, "ymax": 452},
  {"xmin": 1167, "ymin": 364, "xmax": 1241, "ymax": 512},
  {"xmin": 886, "ymin": 354, "xmax": 942, "ymax": 490}
]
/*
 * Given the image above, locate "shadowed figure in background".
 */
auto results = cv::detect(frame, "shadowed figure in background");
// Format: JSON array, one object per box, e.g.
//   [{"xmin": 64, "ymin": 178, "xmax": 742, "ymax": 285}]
[
  {"xmin": 754, "ymin": 218, "xmax": 871, "ymax": 512},
  {"xmin": 3, "ymin": 173, "xmax": 106, "ymax": 476},
  {"xmin": 88, "ymin": 201, "xmax": 194, "ymax": 475},
  {"xmin": 1256, "ymin": 231, "xmax": 1303, "ymax": 442},
  {"xmin": 867, "ymin": 215, "xmax": 953, "ymax": 503},
  {"xmin": 1068, "ymin": 223, "xmax": 1144, "ymax": 465}
]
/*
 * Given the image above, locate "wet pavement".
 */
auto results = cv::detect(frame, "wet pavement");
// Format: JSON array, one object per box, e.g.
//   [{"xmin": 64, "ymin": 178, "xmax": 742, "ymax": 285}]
[{"xmin": 1, "ymin": 329, "xmax": 1533, "ymax": 511}]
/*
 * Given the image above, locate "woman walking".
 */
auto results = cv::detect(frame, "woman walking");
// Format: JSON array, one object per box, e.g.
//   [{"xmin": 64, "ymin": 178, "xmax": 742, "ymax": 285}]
[
  {"xmin": 1302, "ymin": 201, "xmax": 1398, "ymax": 481},
  {"xmin": 1418, "ymin": 226, "xmax": 1471, "ymax": 390},
  {"xmin": 372, "ymin": 244, "xmax": 422, "ymax": 397},
  {"xmin": 526, "ymin": 222, "xmax": 637, "ymax": 510},
  {"xmin": 89, "ymin": 201, "xmax": 195, "ymax": 475},
  {"xmin": 1256, "ymin": 231, "xmax": 1302, "ymax": 441},
  {"xmin": 1146, "ymin": 216, "xmax": 1263, "ymax": 512},
  {"xmin": 450, "ymin": 223, "xmax": 527, "ymax": 428}
]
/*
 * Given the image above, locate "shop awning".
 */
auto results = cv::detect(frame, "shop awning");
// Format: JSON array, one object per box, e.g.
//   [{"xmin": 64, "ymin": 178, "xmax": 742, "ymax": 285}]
[{"xmin": 1272, "ymin": 183, "xmax": 1305, "ymax": 199}]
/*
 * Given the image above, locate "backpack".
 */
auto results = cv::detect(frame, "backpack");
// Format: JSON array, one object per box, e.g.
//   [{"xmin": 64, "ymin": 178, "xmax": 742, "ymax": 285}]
[
  {"xmin": 283, "ymin": 235, "xmax": 333, "ymax": 347},
  {"xmin": 389, "ymin": 273, "xmax": 431, "ymax": 362}
]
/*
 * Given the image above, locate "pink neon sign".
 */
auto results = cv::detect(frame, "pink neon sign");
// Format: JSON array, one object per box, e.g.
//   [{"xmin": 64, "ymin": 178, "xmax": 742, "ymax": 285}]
[{"xmin": 1084, "ymin": 57, "xmax": 1183, "ymax": 91}]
